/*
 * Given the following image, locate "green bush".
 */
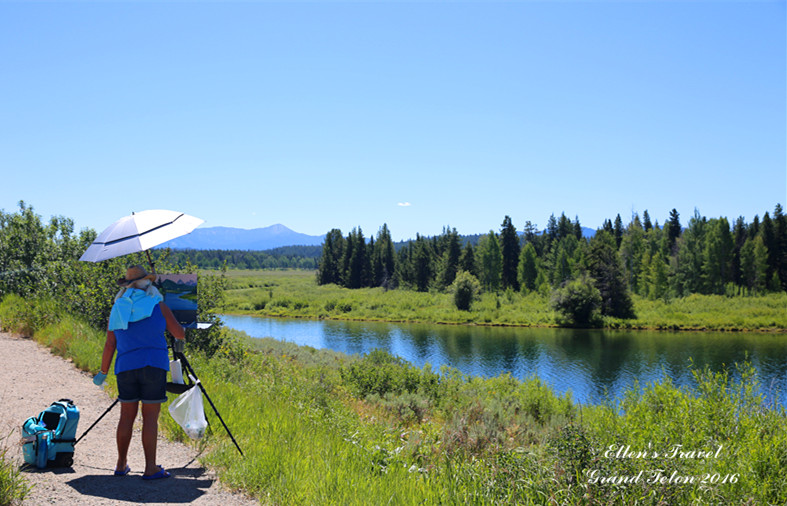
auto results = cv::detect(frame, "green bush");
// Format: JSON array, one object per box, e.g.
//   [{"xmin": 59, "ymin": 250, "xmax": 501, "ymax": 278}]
[
  {"xmin": 551, "ymin": 274, "xmax": 603, "ymax": 327},
  {"xmin": 450, "ymin": 271, "xmax": 481, "ymax": 311},
  {"xmin": 340, "ymin": 349, "xmax": 439, "ymax": 399}
]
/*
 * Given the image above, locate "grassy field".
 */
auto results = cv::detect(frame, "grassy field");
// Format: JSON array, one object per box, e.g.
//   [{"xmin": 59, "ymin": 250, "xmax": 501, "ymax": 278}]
[
  {"xmin": 2, "ymin": 294, "xmax": 786, "ymax": 505},
  {"xmin": 221, "ymin": 269, "xmax": 787, "ymax": 332}
]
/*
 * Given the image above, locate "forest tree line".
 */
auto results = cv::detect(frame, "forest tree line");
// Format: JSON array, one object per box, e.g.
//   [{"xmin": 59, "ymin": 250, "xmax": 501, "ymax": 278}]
[
  {"xmin": 164, "ymin": 246, "xmax": 320, "ymax": 270},
  {"xmin": 317, "ymin": 205, "xmax": 787, "ymax": 317}
]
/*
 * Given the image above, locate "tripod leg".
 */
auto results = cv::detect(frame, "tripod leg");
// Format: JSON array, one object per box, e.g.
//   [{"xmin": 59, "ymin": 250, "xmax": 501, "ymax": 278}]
[
  {"xmin": 174, "ymin": 351, "xmax": 244, "ymax": 457},
  {"xmin": 75, "ymin": 399, "xmax": 119, "ymax": 446}
]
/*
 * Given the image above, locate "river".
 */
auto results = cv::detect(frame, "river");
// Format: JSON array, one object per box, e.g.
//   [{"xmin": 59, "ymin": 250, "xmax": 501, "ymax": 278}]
[{"xmin": 220, "ymin": 314, "xmax": 787, "ymax": 406}]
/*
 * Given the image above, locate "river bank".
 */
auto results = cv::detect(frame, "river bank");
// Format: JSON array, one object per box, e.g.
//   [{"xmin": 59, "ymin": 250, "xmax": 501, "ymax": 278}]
[{"xmin": 221, "ymin": 270, "xmax": 787, "ymax": 332}]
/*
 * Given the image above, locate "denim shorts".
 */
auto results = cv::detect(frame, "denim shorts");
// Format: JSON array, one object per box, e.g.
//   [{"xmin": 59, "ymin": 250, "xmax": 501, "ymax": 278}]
[{"xmin": 116, "ymin": 366, "xmax": 168, "ymax": 404}]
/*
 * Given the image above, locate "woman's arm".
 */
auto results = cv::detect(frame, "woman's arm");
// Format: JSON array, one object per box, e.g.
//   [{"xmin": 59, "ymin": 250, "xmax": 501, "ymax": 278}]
[
  {"xmin": 160, "ymin": 303, "xmax": 185, "ymax": 340},
  {"xmin": 100, "ymin": 330, "xmax": 117, "ymax": 375}
]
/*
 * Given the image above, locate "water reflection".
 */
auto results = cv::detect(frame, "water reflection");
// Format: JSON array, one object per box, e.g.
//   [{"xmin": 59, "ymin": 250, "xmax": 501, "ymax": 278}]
[{"xmin": 220, "ymin": 315, "xmax": 787, "ymax": 406}]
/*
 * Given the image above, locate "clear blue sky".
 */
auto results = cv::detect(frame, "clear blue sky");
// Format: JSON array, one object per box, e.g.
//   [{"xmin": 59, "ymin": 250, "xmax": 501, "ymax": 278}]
[{"xmin": 2, "ymin": 1, "xmax": 785, "ymax": 242}]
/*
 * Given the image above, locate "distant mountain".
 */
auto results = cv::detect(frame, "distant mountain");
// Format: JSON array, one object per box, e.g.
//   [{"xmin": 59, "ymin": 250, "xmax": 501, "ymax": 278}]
[{"xmin": 158, "ymin": 224, "xmax": 325, "ymax": 251}]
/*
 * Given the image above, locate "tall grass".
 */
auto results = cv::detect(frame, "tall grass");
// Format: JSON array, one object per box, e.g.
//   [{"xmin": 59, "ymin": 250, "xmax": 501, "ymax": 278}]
[
  {"xmin": 221, "ymin": 270, "xmax": 787, "ymax": 331},
  {"xmin": 3, "ymin": 295, "xmax": 787, "ymax": 504},
  {"xmin": 0, "ymin": 432, "xmax": 30, "ymax": 506}
]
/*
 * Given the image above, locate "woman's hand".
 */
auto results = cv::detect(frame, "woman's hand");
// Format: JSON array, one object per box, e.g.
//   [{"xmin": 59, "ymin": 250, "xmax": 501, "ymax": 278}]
[{"xmin": 93, "ymin": 371, "xmax": 107, "ymax": 386}]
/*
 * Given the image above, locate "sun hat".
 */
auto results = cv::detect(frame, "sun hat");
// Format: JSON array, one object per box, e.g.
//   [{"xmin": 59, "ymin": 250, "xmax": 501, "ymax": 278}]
[{"xmin": 117, "ymin": 265, "xmax": 157, "ymax": 286}]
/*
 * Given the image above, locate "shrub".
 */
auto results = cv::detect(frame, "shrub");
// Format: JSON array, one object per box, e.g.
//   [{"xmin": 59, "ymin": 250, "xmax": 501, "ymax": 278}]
[
  {"xmin": 550, "ymin": 274, "xmax": 602, "ymax": 327},
  {"xmin": 340, "ymin": 349, "xmax": 439, "ymax": 399},
  {"xmin": 450, "ymin": 271, "xmax": 481, "ymax": 311}
]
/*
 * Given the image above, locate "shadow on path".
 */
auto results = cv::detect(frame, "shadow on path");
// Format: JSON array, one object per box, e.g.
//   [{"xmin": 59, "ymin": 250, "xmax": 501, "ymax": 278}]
[{"xmin": 24, "ymin": 462, "xmax": 217, "ymax": 504}]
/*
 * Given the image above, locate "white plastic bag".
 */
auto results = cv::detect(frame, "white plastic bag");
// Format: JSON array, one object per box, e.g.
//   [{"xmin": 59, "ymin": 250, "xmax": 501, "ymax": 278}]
[{"xmin": 168, "ymin": 380, "xmax": 207, "ymax": 439}]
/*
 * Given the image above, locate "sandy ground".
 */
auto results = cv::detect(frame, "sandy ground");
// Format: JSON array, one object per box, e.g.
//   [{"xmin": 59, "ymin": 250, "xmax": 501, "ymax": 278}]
[{"xmin": 0, "ymin": 331, "xmax": 258, "ymax": 506}]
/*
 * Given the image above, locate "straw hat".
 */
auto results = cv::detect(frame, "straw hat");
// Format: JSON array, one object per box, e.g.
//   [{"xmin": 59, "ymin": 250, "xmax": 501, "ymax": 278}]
[{"xmin": 117, "ymin": 265, "xmax": 156, "ymax": 286}]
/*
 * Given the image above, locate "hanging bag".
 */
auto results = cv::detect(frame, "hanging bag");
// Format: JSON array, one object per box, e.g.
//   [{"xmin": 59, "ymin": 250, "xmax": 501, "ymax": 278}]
[{"xmin": 168, "ymin": 379, "xmax": 207, "ymax": 439}]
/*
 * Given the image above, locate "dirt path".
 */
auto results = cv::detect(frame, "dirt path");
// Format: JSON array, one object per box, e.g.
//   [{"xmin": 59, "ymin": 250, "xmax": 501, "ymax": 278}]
[{"xmin": 0, "ymin": 331, "xmax": 258, "ymax": 506}]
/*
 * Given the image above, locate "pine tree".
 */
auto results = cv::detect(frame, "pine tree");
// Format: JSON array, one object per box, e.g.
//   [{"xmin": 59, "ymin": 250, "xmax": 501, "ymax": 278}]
[
  {"xmin": 773, "ymin": 204, "xmax": 787, "ymax": 290},
  {"xmin": 613, "ymin": 214, "xmax": 624, "ymax": 249},
  {"xmin": 518, "ymin": 242, "xmax": 538, "ymax": 292},
  {"xmin": 665, "ymin": 208, "xmax": 681, "ymax": 254},
  {"xmin": 643, "ymin": 210, "xmax": 653, "ymax": 232},
  {"xmin": 372, "ymin": 224, "xmax": 396, "ymax": 288},
  {"xmin": 500, "ymin": 216, "xmax": 520, "ymax": 291},
  {"xmin": 459, "ymin": 243, "xmax": 476, "ymax": 277},
  {"xmin": 701, "ymin": 218, "xmax": 733, "ymax": 294},
  {"xmin": 437, "ymin": 227, "xmax": 461, "ymax": 289},
  {"xmin": 412, "ymin": 234, "xmax": 433, "ymax": 292},
  {"xmin": 731, "ymin": 217, "xmax": 747, "ymax": 287},
  {"xmin": 317, "ymin": 228, "xmax": 345, "ymax": 285},
  {"xmin": 343, "ymin": 228, "xmax": 370, "ymax": 288},
  {"xmin": 586, "ymin": 231, "xmax": 635, "ymax": 318},
  {"xmin": 557, "ymin": 213, "xmax": 573, "ymax": 240},
  {"xmin": 477, "ymin": 231, "xmax": 502, "ymax": 292},
  {"xmin": 761, "ymin": 212, "xmax": 776, "ymax": 283},
  {"xmin": 741, "ymin": 235, "xmax": 768, "ymax": 294}
]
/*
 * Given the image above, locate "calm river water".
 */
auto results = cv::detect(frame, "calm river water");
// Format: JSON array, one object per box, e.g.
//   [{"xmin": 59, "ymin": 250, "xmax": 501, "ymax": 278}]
[{"xmin": 221, "ymin": 314, "xmax": 787, "ymax": 406}]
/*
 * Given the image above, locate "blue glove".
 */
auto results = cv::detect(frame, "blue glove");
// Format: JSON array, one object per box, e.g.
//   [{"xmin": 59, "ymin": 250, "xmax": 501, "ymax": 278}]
[{"xmin": 93, "ymin": 372, "xmax": 107, "ymax": 386}]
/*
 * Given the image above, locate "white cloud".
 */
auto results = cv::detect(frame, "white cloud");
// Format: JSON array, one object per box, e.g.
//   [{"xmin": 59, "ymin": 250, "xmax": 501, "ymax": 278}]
[{"xmin": 397, "ymin": 202, "xmax": 412, "ymax": 207}]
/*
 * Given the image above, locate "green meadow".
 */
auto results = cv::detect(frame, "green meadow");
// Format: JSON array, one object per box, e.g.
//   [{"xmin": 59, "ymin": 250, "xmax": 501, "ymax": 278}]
[
  {"xmin": 2, "ymin": 294, "xmax": 786, "ymax": 505},
  {"xmin": 222, "ymin": 269, "xmax": 787, "ymax": 332}
]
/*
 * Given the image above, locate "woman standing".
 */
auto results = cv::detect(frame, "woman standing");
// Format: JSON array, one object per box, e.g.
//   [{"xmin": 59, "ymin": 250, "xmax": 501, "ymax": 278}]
[{"xmin": 93, "ymin": 265, "xmax": 185, "ymax": 480}]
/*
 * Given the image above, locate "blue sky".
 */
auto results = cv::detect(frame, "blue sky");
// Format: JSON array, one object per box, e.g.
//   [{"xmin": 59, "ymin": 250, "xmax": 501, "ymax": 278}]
[{"xmin": 2, "ymin": 1, "xmax": 785, "ymax": 242}]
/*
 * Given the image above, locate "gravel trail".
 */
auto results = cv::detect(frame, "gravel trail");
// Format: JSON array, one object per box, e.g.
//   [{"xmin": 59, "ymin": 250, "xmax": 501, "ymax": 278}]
[{"xmin": 0, "ymin": 331, "xmax": 258, "ymax": 505}]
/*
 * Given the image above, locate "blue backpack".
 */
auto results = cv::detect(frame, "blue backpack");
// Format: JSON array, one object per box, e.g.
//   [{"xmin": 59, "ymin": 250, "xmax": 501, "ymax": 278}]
[{"xmin": 21, "ymin": 399, "xmax": 80, "ymax": 468}]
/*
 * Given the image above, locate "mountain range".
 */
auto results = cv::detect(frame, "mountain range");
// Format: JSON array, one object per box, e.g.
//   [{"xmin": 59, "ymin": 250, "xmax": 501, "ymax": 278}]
[
  {"xmin": 158, "ymin": 224, "xmax": 597, "ymax": 251},
  {"xmin": 159, "ymin": 224, "xmax": 325, "ymax": 251}
]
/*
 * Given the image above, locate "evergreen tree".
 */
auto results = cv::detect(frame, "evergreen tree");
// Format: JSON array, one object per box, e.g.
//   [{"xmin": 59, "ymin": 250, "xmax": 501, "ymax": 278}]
[
  {"xmin": 523, "ymin": 221, "xmax": 538, "ymax": 244},
  {"xmin": 557, "ymin": 213, "xmax": 573, "ymax": 240},
  {"xmin": 648, "ymin": 250, "xmax": 669, "ymax": 300},
  {"xmin": 437, "ymin": 227, "xmax": 461, "ymax": 289},
  {"xmin": 372, "ymin": 224, "xmax": 396, "ymax": 288},
  {"xmin": 613, "ymin": 214, "xmax": 624, "ymax": 249},
  {"xmin": 665, "ymin": 208, "xmax": 682, "ymax": 254},
  {"xmin": 317, "ymin": 228, "xmax": 345, "ymax": 285},
  {"xmin": 773, "ymin": 204, "xmax": 787, "ymax": 289},
  {"xmin": 517, "ymin": 242, "xmax": 538, "ymax": 292},
  {"xmin": 411, "ymin": 234, "xmax": 433, "ymax": 292},
  {"xmin": 671, "ymin": 211, "xmax": 706, "ymax": 295},
  {"xmin": 343, "ymin": 228, "xmax": 370, "ymax": 288},
  {"xmin": 619, "ymin": 219, "xmax": 645, "ymax": 294},
  {"xmin": 477, "ymin": 231, "xmax": 502, "ymax": 292},
  {"xmin": 740, "ymin": 235, "xmax": 768, "ymax": 294},
  {"xmin": 573, "ymin": 216, "xmax": 583, "ymax": 240},
  {"xmin": 643, "ymin": 210, "xmax": 653, "ymax": 232},
  {"xmin": 459, "ymin": 243, "xmax": 476, "ymax": 277},
  {"xmin": 585, "ymin": 230, "xmax": 635, "ymax": 318},
  {"xmin": 731, "ymin": 217, "xmax": 747, "ymax": 287},
  {"xmin": 702, "ymin": 218, "xmax": 733, "ymax": 294},
  {"xmin": 761, "ymin": 212, "xmax": 777, "ymax": 284},
  {"xmin": 499, "ymin": 216, "xmax": 520, "ymax": 291},
  {"xmin": 749, "ymin": 215, "xmax": 760, "ymax": 238}
]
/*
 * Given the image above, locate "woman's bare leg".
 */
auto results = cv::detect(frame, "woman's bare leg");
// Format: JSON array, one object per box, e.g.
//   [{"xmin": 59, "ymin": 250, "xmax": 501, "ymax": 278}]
[
  {"xmin": 116, "ymin": 401, "xmax": 138, "ymax": 471},
  {"xmin": 140, "ymin": 402, "xmax": 162, "ymax": 476}
]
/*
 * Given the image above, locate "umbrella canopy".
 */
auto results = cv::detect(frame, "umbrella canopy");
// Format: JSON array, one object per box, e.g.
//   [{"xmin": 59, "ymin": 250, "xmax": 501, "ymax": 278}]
[{"xmin": 79, "ymin": 210, "xmax": 204, "ymax": 263}]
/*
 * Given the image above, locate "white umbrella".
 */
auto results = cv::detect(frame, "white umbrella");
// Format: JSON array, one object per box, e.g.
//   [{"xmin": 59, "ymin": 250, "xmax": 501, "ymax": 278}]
[{"xmin": 79, "ymin": 210, "xmax": 204, "ymax": 269}]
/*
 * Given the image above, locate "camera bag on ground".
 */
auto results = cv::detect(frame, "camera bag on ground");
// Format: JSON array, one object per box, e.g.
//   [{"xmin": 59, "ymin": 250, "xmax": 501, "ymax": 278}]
[{"xmin": 21, "ymin": 398, "xmax": 80, "ymax": 468}]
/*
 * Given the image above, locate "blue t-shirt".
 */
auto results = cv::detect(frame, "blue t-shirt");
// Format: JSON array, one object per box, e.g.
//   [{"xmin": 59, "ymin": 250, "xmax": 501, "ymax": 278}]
[{"xmin": 113, "ymin": 303, "xmax": 169, "ymax": 374}]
